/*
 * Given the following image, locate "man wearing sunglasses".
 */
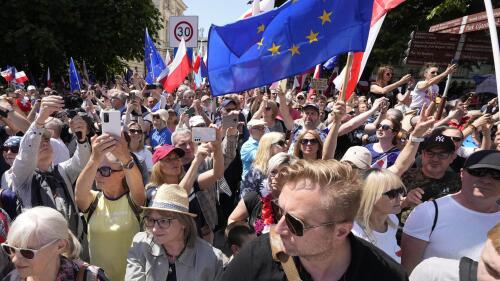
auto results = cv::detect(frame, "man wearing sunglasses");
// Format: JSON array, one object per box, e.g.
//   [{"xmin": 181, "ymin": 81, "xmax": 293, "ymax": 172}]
[
  {"xmin": 402, "ymin": 150, "xmax": 500, "ymax": 274},
  {"xmin": 220, "ymin": 160, "xmax": 408, "ymax": 281}
]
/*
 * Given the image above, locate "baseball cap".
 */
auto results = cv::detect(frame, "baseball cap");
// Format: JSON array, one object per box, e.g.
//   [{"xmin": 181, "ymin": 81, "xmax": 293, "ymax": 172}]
[
  {"xmin": 27, "ymin": 85, "xmax": 36, "ymax": 91},
  {"xmin": 3, "ymin": 136, "xmax": 22, "ymax": 148},
  {"xmin": 201, "ymin": 95, "xmax": 211, "ymax": 102},
  {"xmin": 464, "ymin": 150, "xmax": 500, "ymax": 171},
  {"xmin": 221, "ymin": 99, "xmax": 236, "ymax": 108},
  {"xmin": 341, "ymin": 146, "xmax": 372, "ymax": 170},
  {"xmin": 152, "ymin": 144, "xmax": 185, "ymax": 164},
  {"xmin": 247, "ymin": 119, "xmax": 266, "ymax": 128},
  {"xmin": 302, "ymin": 103, "xmax": 320, "ymax": 112},
  {"xmin": 422, "ymin": 134, "xmax": 455, "ymax": 153},
  {"xmin": 189, "ymin": 116, "xmax": 206, "ymax": 127}
]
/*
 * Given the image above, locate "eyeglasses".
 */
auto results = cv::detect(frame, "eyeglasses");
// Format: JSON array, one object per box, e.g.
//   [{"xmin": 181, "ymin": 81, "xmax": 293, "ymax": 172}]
[
  {"xmin": 152, "ymin": 115, "xmax": 161, "ymax": 120},
  {"xmin": 347, "ymin": 110, "xmax": 356, "ymax": 115},
  {"xmin": 271, "ymin": 200, "xmax": 336, "ymax": 236},
  {"xmin": 297, "ymin": 96, "xmax": 304, "ymax": 100},
  {"xmin": 383, "ymin": 187, "xmax": 406, "ymax": 199},
  {"xmin": 466, "ymin": 168, "xmax": 500, "ymax": 180},
  {"xmin": 143, "ymin": 216, "xmax": 175, "ymax": 229},
  {"xmin": 129, "ymin": 129, "xmax": 143, "ymax": 134},
  {"xmin": 273, "ymin": 140, "xmax": 285, "ymax": 147},
  {"xmin": 424, "ymin": 151, "xmax": 451, "ymax": 160},
  {"xmin": 2, "ymin": 240, "xmax": 58, "ymax": 260},
  {"xmin": 385, "ymin": 73, "xmax": 393, "ymax": 76},
  {"xmin": 430, "ymin": 71, "xmax": 438, "ymax": 74},
  {"xmin": 2, "ymin": 146, "xmax": 19, "ymax": 153},
  {"xmin": 376, "ymin": 124, "xmax": 394, "ymax": 131},
  {"xmin": 269, "ymin": 169, "xmax": 280, "ymax": 178},
  {"xmin": 449, "ymin": 136, "xmax": 462, "ymax": 142},
  {"xmin": 300, "ymin": 138, "xmax": 319, "ymax": 146},
  {"xmin": 251, "ymin": 126, "xmax": 265, "ymax": 131},
  {"xmin": 97, "ymin": 166, "xmax": 123, "ymax": 177}
]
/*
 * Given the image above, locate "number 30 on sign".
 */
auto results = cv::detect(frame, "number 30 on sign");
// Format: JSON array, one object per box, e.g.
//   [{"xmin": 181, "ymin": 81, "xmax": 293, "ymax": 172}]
[{"xmin": 169, "ymin": 16, "xmax": 198, "ymax": 48}]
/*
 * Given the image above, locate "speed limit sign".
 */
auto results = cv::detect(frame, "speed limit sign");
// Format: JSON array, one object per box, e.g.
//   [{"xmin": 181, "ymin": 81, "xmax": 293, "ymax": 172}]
[{"xmin": 169, "ymin": 16, "xmax": 198, "ymax": 48}]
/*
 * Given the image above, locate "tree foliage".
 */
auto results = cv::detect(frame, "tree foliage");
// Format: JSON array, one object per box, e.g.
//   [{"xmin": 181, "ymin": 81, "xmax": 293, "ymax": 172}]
[{"xmin": 0, "ymin": 0, "xmax": 162, "ymax": 84}]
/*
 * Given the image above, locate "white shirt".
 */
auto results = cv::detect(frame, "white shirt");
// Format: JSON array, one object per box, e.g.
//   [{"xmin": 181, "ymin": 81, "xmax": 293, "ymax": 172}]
[
  {"xmin": 133, "ymin": 148, "xmax": 153, "ymax": 172},
  {"xmin": 50, "ymin": 138, "xmax": 70, "ymax": 165},
  {"xmin": 410, "ymin": 81, "xmax": 439, "ymax": 109},
  {"xmin": 352, "ymin": 214, "xmax": 401, "ymax": 263},
  {"xmin": 410, "ymin": 257, "xmax": 460, "ymax": 281},
  {"xmin": 403, "ymin": 194, "xmax": 500, "ymax": 261}
]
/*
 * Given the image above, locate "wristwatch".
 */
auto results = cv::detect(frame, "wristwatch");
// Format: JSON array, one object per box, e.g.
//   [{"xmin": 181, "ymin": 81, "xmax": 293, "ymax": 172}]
[
  {"xmin": 409, "ymin": 135, "xmax": 425, "ymax": 143},
  {"xmin": 121, "ymin": 158, "xmax": 135, "ymax": 170}
]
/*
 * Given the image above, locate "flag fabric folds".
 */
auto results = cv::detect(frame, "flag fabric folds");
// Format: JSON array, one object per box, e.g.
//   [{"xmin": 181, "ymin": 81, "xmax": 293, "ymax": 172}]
[
  {"xmin": 161, "ymin": 38, "xmax": 191, "ymax": 93},
  {"xmin": 1, "ymin": 67, "xmax": 15, "ymax": 82},
  {"xmin": 144, "ymin": 28, "xmax": 167, "ymax": 84},
  {"xmin": 15, "ymin": 71, "xmax": 28, "ymax": 84},
  {"xmin": 47, "ymin": 67, "xmax": 52, "ymax": 87},
  {"xmin": 207, "ymin": 0, "xmax": 374, "ymax": 96},
  {"xmin": 69, "ymin": 57, "xmax": 81, "ymax": 93}
]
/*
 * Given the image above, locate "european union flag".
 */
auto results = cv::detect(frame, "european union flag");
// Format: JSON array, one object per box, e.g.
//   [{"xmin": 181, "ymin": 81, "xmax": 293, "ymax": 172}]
[
  {"xmin": 208, "ymin": 0, "xmax": 373, "ymax": 96},
  {"xmin": 144, "ymin": 28, "xmax": 166, "ymax": 84},
  {"xmin": 69, "ymin": 57, "xmax": 81, "ymax": 93}
]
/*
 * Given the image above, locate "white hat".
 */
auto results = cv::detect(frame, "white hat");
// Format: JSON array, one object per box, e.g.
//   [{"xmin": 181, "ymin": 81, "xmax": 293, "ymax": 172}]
[
  {"xmin": 151, "ymin": 109, "xmax": 169, "ymax": 123},
  {"xmin": 247, "ymin": 119, "xmax": 266, "ymax": 127},
  {"xmin": 27, "ymin": 85, "xmax": 36, "ymax": 91},
  {"xmin": 341, "ymin": 146, "xmax": 372, "ymax": 170},
  {"xmin": 189, "ymin": 115, "xmax": 206, "ymax": 127}
]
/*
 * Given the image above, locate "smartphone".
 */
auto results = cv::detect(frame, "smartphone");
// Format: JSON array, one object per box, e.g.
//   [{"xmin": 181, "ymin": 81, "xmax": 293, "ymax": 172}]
[
  {"xmin": 192, "ymin": 127, "xmax": 216, "ymax": 143},
  {"xmin": 185, "ymin": 107, "xmax": 196, "ymax": 117},
  {"xmin": 222, "ymin": 114, "xmax": 239, "ymax": 128},
  {"xmin": 100, "ymin": 110, "xmax": 122, "ymax": 137},
  {"xmin": 128, "ymin": 92, "xmax": 136, "ymax": 101}
]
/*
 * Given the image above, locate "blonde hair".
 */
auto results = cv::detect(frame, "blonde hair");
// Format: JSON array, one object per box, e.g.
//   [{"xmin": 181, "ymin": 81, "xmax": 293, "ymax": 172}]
[
  {"xmin": 148, "ymin": 162, "xmax": 185, "ymax": 188},
  {"xmin": 253, "ymin": 132, "xmax": 284, "ymax": 173},
  {"xmin": 127, "ymin": 122, "xmax": 145, "ymax": 150},
  {"xmin": 7, "ymin": 207, "xmax": 81, "ymax": 259},
  {"xmin": 488, "ymin": 222, "xmax": 500, "ymax": 253},
  {"xmin": 293, "ymin": 130, "xmax": 323, "ymax": 160},
  {"xmin": 356, "ymin": 169, "xmax": 405, "ymax": 238},
  {"xmin": 144, "ymin": 209, "xmax": 198, "ymax": 248},
  {"xmin": 279, "ymin": 160, "xmax": 362, "ymax": 222}
]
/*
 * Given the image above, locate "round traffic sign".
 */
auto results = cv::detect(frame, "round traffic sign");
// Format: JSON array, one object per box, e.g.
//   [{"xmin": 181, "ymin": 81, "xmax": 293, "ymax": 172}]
[{"xmin": 174, "ymin": 21, "xmax": 194, "ymax": 42}]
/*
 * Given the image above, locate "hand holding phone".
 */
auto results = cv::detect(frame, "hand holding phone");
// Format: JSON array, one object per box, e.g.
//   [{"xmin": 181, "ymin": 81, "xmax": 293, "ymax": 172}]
[
  {"xmin": 100, "ymin": 110, "xmax": 122, "ymax": 137},
  {"xmin": 192, "ymin": 127, "xmax": 216, "ymax": 143}
]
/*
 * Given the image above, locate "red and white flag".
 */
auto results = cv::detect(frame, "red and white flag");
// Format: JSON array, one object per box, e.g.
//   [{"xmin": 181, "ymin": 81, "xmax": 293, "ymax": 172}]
[
  {"xmin": 334, "ymin": 0, "xmax": 405, "ymax": 100},
  {"xmin": 192, "ymin": 47, "xmax": 202, "ymax": 74},
  {"xmin": 239, "ymin": 0, "xmax": 275, "ymax": 19},
  {"xmin": 165, "ymin": 49, "xmax": 171, "ymax": 66},
  {"xmin": 308, "ymin": 64, "xmax": 321, "ymax": 96},
  {"xmin": 47, "ymin": 67, "xmax": 52, "ymax": 87},
  {"xmin": 371, "ymin": 155, "xmax": 388, "ymax": 169},
  {"xmin": 15, "ymin": 71, "xmax": 28, "ymax": 84},
  {"xmin": 1, "ymin": 68, "xmax": 14, "ymax": 82},
  {"xmin": 161, "ymin": 38, "xmax": 191, "ymax": 93}
]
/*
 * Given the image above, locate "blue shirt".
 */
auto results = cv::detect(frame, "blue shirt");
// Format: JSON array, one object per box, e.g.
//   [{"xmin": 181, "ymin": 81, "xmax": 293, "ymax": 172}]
[
  {"xmin": 240, "ymin": 137, "xmax": 259, "ymax": 181},
  {"xmin": 150, "ymin": 127, "xmax": 172, "ymax": 149}
]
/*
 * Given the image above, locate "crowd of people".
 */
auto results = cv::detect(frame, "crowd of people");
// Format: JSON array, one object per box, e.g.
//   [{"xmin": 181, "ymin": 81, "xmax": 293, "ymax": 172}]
[{"xmin": 0, "ymin": 62, "xmax": 498, "ymax": 281}]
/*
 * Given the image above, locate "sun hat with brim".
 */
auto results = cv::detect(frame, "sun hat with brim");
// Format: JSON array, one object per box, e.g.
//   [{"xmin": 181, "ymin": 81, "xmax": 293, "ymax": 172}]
[
  {"xmin": 151, "ymin": 109, "xmax": 169, "ymax": 122},
  {"xmin": 142, "ymin": 184, "xmax": 197, "ymax": 217},
  {"xmin": 247, "ymin": 119, "xmax": 266, "ymax": 128},
  {"xmin": 341, "ymin": 146, "xmax": 372, "ymax": 170},
  {"xmin": 152, "ymin": 144, "xmax": 185, "ymax": 164},
  {"xmin": 464, "ymin": 150, "xmax": 500, "ymax": 171}
]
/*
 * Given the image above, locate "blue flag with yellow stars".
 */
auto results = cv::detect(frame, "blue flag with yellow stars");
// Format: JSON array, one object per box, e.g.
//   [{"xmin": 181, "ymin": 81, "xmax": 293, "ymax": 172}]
[{"xmin": 207, "ymin": 0, "xmax": 373, "ymax": 96}]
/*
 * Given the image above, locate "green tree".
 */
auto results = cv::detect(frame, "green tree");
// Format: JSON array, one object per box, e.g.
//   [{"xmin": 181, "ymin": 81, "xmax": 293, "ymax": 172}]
[{"xmin": 0, "ymin": 0, "xmax": 162, "ymax": 85}]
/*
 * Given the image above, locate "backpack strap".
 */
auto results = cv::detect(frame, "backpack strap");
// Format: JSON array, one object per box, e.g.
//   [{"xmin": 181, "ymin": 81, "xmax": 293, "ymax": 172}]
[
  {"xmin": 86, "ymin": 192, "xmax": 103, "ymax": 223},
  {"xmin": 459, "ymin": 257, "xmax": 478, "ymax": 281},
  {"xmin": 126, "ymin": 192, "xmax": 142, "ymax": 224},
  {"xmin": 269, "ymin": 226, "xmax": 302, "ymax": 281},
  {"xmin": 429, "ymin": 199, "xmax": 439, "ymax": 238}
]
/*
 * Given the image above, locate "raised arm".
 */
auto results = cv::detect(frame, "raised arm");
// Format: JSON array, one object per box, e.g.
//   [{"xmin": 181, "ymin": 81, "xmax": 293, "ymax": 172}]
[
  {"xmin": 0, "ymin": 98, "xmax": 31, "ymax": 134},
  {"xmin": 198, "ymin": 126, "xmax": 225, "ymax": 190},
  {"xmin": 370, "ymin": 74, "xmax": 412, "ymax": 95},
  {"xmin": 277, "ymin": 90, "xmax": 294, "ymax": 130},
  {"xmin": 75, "ymin": 134, "xmax": 117, "ymax": 211},
  {"xmin": 417, "ymin": 64, "xmax": 457, "ymax": 91},
  {"xmin": 339, "ymin": 97, "xmax": 385, "ymax": 136},
  {"xmin": 322, "ymin": 101, "xmax": 345, "ymax": 160}
]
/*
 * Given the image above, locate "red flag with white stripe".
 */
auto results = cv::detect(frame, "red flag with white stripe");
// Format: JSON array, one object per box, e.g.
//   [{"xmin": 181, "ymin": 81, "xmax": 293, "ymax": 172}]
[
  {"xmin": 334, "ymin": 0, "xmax": 405, "ymax": 100},
  {"xmin": 161, "ymin": 38, "xmax": 191, "ymax": 93},
  {"xmin": 47, "ymin": 67, "xmax": 52, "ymax": 87},
  {"xmin": 239, "ymin": 0, "xmax": 275, "ymax": 19},
  {"xmin": 371, "ymin": 155, "xmax": 388, "ymax": 169},
  {"xmin": 15, "ymin": 71, "xmax": 28, "ymax": 84}
]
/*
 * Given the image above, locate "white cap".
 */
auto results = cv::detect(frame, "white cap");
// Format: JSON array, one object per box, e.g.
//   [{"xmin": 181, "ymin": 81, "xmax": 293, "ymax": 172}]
[
  {"xmin": 27, "ymin": 85, "xmax": 36, "ymax": 91},
  {"xmin": 340, "ymin": 146, "xmax": 372, "ymax": 170},
  {"xmin": 247, "ymin": 119, "xmax": 266, "ymax": 127},
  {"xmin": 189, "ymin": 116, "xmax": 206, "ymax": 127}
]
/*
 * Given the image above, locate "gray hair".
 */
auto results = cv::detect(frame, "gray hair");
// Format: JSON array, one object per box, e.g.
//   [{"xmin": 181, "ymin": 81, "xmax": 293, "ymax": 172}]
[
  {"xmin": 267, "ymin": 152, "xmax": 297, "ymax": 176},
  {"xmin": 7, "ymin": 207, "xmax": 82, "ymax": 259},
  {"xmin": 171, "ymin": 128, "xmax": 192, "ymax": 145}
]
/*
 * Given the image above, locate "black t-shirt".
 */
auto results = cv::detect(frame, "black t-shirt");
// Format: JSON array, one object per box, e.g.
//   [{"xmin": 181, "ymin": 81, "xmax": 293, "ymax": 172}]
[{"xmin": 219, "ymin": 233, "xmax": 408, "ymax": 281}]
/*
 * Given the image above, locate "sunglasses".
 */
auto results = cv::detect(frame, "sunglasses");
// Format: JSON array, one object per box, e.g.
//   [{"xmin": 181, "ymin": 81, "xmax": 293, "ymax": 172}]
[
  {"xmin": 424, "ymin": 151, "xmax": 451, "ymax": 160},
  {"xmin": 449, "ymin": 136, "xmax": 462, "ymax": 142},
  {"xmin": 129, "ymin": 129, "xmax": 143, "ymax": 134},
  {"xmin": 97, "ymin": 166, "xmax": 123, "ymax": 177},
  {"xmin": 300, "ymin": 139, "xmax": 319, "ymax": 145},
  {"xmin": 385, "ymin": 73, "xmax": 393, "ymax": 76},
  {"xmin": 143, "ymin": 216, "xmax": 175, "ymax": 229},
  {"xmin": 430, "ymin": 71, "xmax": 438, "ymax": 74},
  {"xmin": 273, "ymin": 140, "xmax": 286, "ymax": 147},
  {"xmin": 152, "ymin": 115, "xmax": 161, "ymax": 119},
  {"xmin": 271, "ymin": 200, "xmax": 336, "ymax": 236},
  {"xmin": 297, "ymin": 96, "xmax": 304, "ymax": 100},
  {"xmin": 383, "ymin": 187, "xmax": 406, "ymax": 199},
  {"xmin": 466, "ymin": 168, "xmax": 500, "ymax": 180},
  {"xmin": 347, "ymin": 110, "xmax": 356, "ymax": 115},
  {"xmin": 376, "ymin": 124, "xmax": 394, "ymax": 131},
  {"xmin": 2, "ymin": 146, "xmax": 19, "ymax": 153},
  {"xmin": 2, "ymin": 240, "xmax": 58, "ymax": 260}
]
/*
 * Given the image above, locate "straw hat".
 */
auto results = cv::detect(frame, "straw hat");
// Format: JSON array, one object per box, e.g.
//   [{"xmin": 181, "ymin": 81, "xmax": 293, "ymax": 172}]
[{"xmin": 142, "ymin": 184, "xmax": 197, "ymax": 217}]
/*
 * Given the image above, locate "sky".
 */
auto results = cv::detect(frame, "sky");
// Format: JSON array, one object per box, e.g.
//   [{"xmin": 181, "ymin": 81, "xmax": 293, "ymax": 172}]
[{"xmin": 183, "ymin": 0, "xmax": 249, "ymax": 38}]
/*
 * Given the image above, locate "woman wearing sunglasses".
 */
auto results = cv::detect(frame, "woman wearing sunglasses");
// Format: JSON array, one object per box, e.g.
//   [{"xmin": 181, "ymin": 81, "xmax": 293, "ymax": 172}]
[
  {"xmin": 128, "ymin": 122, "xmax": 153, "ymax": 173},
  {"xmin": 352, "ymin": 168, "xmax": 406, "ymax": 263},
  {"xmin": 364, "ymin": 118, "xmax": 402, "ymax": 168},
  {"xmin": 410, "ymin": 63, "xmax": 457, "ymax": 110},
  {"xmin": 126, "ymin": 184, "xmax": 226, "ymax": 281},
  {"xmin": 240, "ymin": 132, "xmax": 286, "ymax": 198},
  {"xmin": 74, "ymin": 133, "xmax": 145, "ymax": 281},
  {"xmin": 228, "ymin": 153, "xmax": 296, "ymax": 235},
  {"xmin": 1, "ymin": 136, "xmax": 21, "ymax": 191},
  {"xmin": 2, "ymin": 206, "xmax": 109, "ymax": 280},
  {"xmin": 293, "ymin": 130, "xmax": 323, "ymax": 161},
  {"xmin": 250, "ymin": 98, "xmax": 289, "ymax": 133}
]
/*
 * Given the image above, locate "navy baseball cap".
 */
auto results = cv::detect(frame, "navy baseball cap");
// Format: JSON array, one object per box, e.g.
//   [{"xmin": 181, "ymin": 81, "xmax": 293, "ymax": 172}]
[
  {"xmin": 464, "ymin": 150, "xmax": 500, "ymax": 171},
  {"xmin": 422, "ymin": 134, "xmax": 455, "ymax": 153}
]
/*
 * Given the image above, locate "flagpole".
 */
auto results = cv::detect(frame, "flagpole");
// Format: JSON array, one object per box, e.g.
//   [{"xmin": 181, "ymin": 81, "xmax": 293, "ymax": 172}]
[
  {"xmin": 339, "ymin": 52, "xmax": 354, "ymax": 102},
  {"xmin": 483, "ymin": 0, "xmax": 500, "ymax": 104},
  {"xmin": 150, "ymin": 53, "xmax": 156, "ymax": 82}
]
